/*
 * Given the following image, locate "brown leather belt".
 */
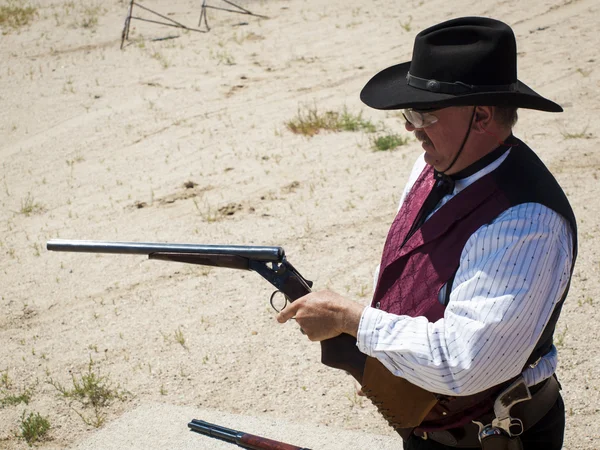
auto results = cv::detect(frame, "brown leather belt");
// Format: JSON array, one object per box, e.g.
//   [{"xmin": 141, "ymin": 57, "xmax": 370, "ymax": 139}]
[{"xmin": 412, "ymin": 376, "xmax": 560, "ymax": 448}]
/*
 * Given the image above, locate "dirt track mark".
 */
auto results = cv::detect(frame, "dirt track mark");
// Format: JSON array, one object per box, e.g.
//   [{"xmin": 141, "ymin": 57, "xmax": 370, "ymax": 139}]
[
  {"xmin": 26, "ymin": 39, "xmax": 120, "ymax": 59},
  {"xmin": 127, "ymin": 182, "xmax": 214, "ymax": 210},
  {"xmin": 140, "ymin": 81, "xmax": 186, "ymax": 90},
  {"xmin": 511, "ymin": 0, "xmax": 594, "ymax": 29}
]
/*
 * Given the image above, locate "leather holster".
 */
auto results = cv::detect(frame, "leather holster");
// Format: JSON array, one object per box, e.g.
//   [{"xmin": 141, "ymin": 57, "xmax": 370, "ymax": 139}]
[
  {"xmin": 480, "ymin": 434, "xmax": 523, "ymax": 450},
  {"xmin": 360, "ymin": 356, "xmax": 438, "ymax": 430}
]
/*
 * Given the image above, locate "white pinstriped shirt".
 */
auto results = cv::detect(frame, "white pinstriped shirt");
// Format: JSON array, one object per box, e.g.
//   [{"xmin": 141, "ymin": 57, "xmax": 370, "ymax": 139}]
[{"xmin": 357, "ymin": 149, "xmax": 574, "ymax": 396}]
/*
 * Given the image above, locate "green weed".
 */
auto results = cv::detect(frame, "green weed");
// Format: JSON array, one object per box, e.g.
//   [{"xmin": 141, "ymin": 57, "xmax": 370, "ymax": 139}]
[
  {"xmin": 371, "ymin": 133, "xmax": 410, "ymax": 151},
  {"xmin": 356, "ymin": 284, "xmax": 370, "ymax": 298},
  {"xmin": 19, "ymin": 193, "xmax": 44, "ymax": 216},
  {"xmin": 151, "ymin": 51, "xmax": 169, "ymax": 69},
  {"xmin": 561, "ymin": 128, "xmax": 594, "ymax": 140},
  {"xmin": 345, "ymin": 390, "xmax": 364, "ymax": 408},
  {"xmin": 174, "ymin": 327, "xmax": 187, "ymax": 349},
  {"xmin": 555, "ymin": 326, "xmax": 568, "ymax": 347},
  {"xmin": 19, "ymin": 411, "xmax": 50, "ymax": 445},
  {"xmin": 1, "ymin": 370, "xmax": 34, "ymax": 408},
  {"xmin": 338, "ymin": 109, "xmax": 376, "ymax": 133},
  {"xmin": 80, "ymin": 4, "xmax": 102, "ymax": 29},
  {"xmin": 0, "ymin": 2, "xmax": 37, "ymax": 30},
  {"xmin": 576, "ymin": 68, "xmax": 592, "ymax": 77},
  {"xmin": 210, "ymin": 49, "xmax": 235, "ymax": 65},
  {"xmin": 1, "ymin": 388, "xmax": 33, "ymax": 407},
  {"xmin": 0, "ymin": 370, "xmax": 10, "ymax": 389},
  {"xmin": 193, "ymin": 198, "xmax": 220, "ymax": 222},
  {"xmin": 48, "ymin": 358, "xmax": 128, "ymax": 428},
  {"xmin": 578, "ymin": 296, "xmax": 594, "ymax": 307},
  {"xmin": 400, "ymin": 15, "xmax": 412, "ymax": 32},
  {"xmin": 286, "ymin": 105, "xmax": 376, "ymax": 137}
]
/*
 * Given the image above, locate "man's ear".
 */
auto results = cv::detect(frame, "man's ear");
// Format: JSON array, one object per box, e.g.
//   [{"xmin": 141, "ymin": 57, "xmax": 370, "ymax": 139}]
[{"xmin": 473, "ymin": 106, "xmax": 493, "ymax": 132}]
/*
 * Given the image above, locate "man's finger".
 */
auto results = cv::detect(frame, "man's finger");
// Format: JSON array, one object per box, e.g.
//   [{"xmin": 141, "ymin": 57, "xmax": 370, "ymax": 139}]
[{"xmin": 276, "ymin": 300, "xmax": 300, "ymax": 323}]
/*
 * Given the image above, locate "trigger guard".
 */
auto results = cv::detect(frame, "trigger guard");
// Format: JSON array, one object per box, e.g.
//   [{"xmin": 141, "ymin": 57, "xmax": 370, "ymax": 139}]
[
  {"xmin": 269, "ymin": 290, "xmax": 289, "ymax": 312},
  {"xmin": 509, "ymin": 418, "xmax": 524, "ymax": 436}
]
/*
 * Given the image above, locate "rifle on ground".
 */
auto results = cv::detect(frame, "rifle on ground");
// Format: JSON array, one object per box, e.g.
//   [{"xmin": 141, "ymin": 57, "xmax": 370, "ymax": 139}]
[
  {"xmin": 46, "ymin": 239, "xmax": 366, "ymax": 382},
  {"xmin": 188, "ymin": 419, "xmax": 311, "ymax": 450}
]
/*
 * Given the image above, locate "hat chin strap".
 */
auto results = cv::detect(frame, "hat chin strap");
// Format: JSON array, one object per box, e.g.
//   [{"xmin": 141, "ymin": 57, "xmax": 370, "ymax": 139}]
[{"xmin": 438, "ymin": 106, "xmax": 477, "ymax": 175}]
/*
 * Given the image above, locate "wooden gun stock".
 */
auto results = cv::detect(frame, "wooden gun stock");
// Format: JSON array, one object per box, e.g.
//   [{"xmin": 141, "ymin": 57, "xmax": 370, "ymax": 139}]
[
  {"xmin": 188, "ymin": 419, "xmax": 311, "ymax": 450},
  {"xmin": 239, "ymin": 433, "xmax": 309, "ymax": 450}
]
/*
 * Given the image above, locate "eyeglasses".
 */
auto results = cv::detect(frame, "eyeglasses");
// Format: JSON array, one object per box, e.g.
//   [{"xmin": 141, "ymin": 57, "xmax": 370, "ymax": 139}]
[{"xmin": 402, "ymin": 109, "xmax": 438, "ymax": 128}]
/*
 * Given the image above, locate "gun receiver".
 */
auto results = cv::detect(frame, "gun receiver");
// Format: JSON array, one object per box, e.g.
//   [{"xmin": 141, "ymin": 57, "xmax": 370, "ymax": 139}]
[
  {"xmin": 46, "ymin": 239, "xmax": 366, "ymax": 382},
  {"xmin": 188, "ymin": 419, "xmax": 311, "ymax": 450}
]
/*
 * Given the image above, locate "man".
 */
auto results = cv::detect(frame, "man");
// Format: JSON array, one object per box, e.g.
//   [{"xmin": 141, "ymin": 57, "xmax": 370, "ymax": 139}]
[{"xmin": 277, "ymin": 17, "xmax": 576, "ymax": 450}]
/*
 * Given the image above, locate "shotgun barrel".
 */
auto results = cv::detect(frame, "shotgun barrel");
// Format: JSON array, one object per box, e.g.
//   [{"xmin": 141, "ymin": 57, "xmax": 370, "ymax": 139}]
[{"xmin": 46, "ymin": 239, "xmax": 285, "ymax": 262}]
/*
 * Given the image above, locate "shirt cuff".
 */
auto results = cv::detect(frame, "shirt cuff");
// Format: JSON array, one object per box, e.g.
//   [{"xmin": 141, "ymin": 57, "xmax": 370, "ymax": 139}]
[
  {"xmin": 522, "ymin": 345, "xmax": 557, "ymax": 387},
  {"xmin": 356, "ymin": 306, "xmax": 386, "ymax": 356}
]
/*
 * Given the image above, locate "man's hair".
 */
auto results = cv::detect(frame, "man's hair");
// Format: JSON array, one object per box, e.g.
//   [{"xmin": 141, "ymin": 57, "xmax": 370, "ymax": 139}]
[{"xmin": 494, "ymin": 106, "xmax": 518, "ymax": 128}]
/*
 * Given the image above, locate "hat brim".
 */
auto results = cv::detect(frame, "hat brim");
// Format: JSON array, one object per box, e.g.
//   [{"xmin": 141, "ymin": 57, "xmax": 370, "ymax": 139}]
[{"xmin": 360, "ymin": 62, "xmax": 563, "ymax": 112}]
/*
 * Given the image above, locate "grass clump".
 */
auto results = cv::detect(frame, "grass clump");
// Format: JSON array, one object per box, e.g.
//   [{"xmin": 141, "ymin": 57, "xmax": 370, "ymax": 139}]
[
  {"xmin": 80, "ymin": 4, "xmax": 102, "ymax": 29},
  {"xmin": 19, "ymin": 411, "xmax": 50, "ymax": 445},
  {"xmin": 371, "ymin": 133, "xmax": 410, "ymax": 151},
  {"xmin": 211, "ymin": 49, "xmax": 235, "ymax": 65},
  {"xmin": 174, "ymin": 327, "xmax": 187, "ymax": 349},
  {"xmin": 193, "ymin": 198, "xmax": 220, "ymax": 223},
  {"xmin": 0, "ymin": 370, "xmax": 10, "ymax": 389},
  {"xmin": 286, "ymin": 105, "xmax": 376, "ymax": 137},
  {"xmin": 561, "ymin": 128, "xmax": 594, "ymax": 140},
  {"xmin": 1, "ymin": 388, "xmax": 33, "ymax": 407},
  {"xmin": 1, "ymin": 370, "xmax": 34, "ymax": 408},
  {"xmin": 337, "ymin": 109, "xmax": 377, "ymax": 133},
  {"xmin": 49, "ymin": 358, "xmax": 128, "ymax": 428},
  {"xmin": 151, "ymin": 51, "xmax": 170, "ymax": 69},
  {"xmin": 0, "ymin": 2, "xmax": 37, "ymax": 31},
  {"xmin": 19, "ymin": 193, "xmax": 44, "ymax": 216}
]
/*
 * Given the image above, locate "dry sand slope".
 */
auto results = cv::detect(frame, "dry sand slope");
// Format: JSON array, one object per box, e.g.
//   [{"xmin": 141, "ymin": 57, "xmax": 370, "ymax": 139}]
[{"xmin": 1, "ymin": 0, "xmax": 599, "ymax": 448}]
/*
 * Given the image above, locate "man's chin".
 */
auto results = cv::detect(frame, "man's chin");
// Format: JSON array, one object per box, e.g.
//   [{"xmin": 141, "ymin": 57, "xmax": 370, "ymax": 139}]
[
  {"xmin": 422, "ymin": 145, "xmax": 435, "ymax": 161},
  {"xmin": 422, "ymin": 150, "xmax": 443, "ymax": 170}
]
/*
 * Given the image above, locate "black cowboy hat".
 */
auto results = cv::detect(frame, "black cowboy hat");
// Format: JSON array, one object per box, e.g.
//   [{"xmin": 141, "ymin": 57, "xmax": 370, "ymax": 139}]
[{"xmin": 360, "ymin": 17, "xmax": 562, "ymax": 112}]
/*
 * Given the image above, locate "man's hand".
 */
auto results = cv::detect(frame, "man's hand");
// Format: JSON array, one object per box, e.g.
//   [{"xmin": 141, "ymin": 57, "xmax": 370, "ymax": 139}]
[{"xmin": 276, "ymin": 290, "xmax": 365, "ymax": 341}]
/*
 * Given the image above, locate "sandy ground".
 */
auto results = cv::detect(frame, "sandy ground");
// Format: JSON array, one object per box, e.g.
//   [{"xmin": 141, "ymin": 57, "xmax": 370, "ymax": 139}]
[
  {"xmin": 70, "ymin": 403, "xmax": 403, "ymax": 450},
  {"xmin": 1, "ymin": 0, "xmax": 599, "ymax": 448}
]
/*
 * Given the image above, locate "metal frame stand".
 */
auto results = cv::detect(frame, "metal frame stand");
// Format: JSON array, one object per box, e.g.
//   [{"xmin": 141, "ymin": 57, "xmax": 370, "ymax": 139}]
[
  {"xmin": 120, "ymin": 0, "xmax": 206, "ymax": 49},
  {"xmin": 198, "ymin": 0, "xmax": 268, "ymax": 32}
]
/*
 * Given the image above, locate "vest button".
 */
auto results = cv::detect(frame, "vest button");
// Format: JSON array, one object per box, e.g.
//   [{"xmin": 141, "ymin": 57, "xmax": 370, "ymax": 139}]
[{"xmin": 375, "ymin": 302, "xmax": 381, "ymax": 309}]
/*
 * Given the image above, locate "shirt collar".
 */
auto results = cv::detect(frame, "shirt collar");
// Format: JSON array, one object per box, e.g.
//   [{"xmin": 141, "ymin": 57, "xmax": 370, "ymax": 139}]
[{"xmin": 452, "ymin": 136, "xmax": 517, "ymax": 194}]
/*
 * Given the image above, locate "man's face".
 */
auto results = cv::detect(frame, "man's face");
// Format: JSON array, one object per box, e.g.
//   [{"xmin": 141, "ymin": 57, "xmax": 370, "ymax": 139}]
[{"xmin": 405, "ymin": 106, "xmax": 475, "ymax": 174}]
